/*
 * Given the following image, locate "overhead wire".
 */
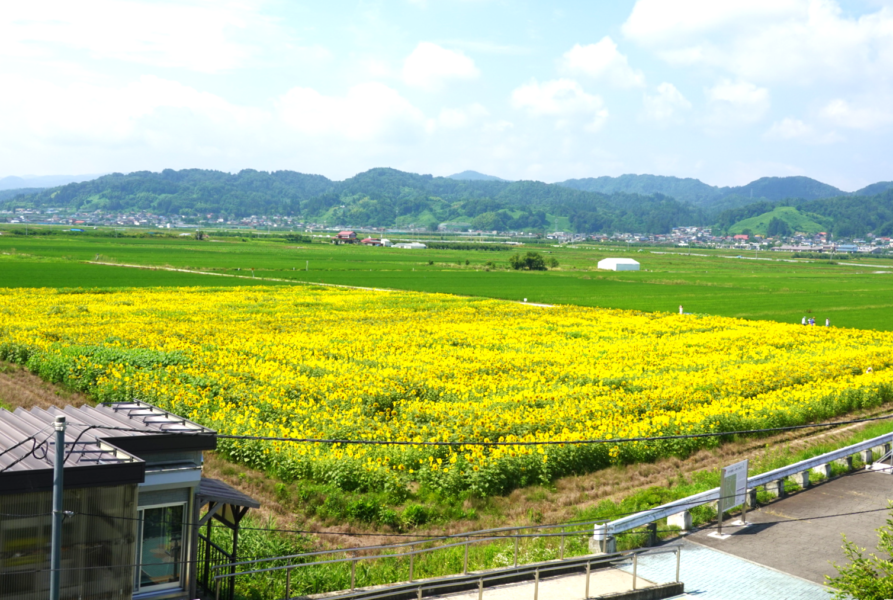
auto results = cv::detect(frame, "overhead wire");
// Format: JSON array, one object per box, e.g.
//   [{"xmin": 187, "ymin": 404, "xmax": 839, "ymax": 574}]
[
  {"xmin": 63, "ymin": 412, "xmax": 893, "ymax": 448},
  {"xmin": 6, "ymin": 502, "xmax": 893, "ymax": 577},
  {"xmin": 5, "ymin": 468, "xmax": 888, "ymax": 541},
  {"xmin": 0, "ymin": 428, "xmax": 54, "ymax": 472}
]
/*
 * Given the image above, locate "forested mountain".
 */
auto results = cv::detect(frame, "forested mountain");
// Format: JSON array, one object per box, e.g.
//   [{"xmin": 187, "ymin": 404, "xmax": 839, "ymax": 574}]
[
  {"xmin": 730, "ymin": 176, "xmax": 843, "ymax": 201},
  {"xmin": 12, "ymin": 169, "xmax": 333, "ymax": 217},
  {"xmin": 447, "ymin": 170, "xmax": 506, "ymax": 182},
  {"xmin": 0, "ymin": 174, "xmax": 101, "ymax": 191},
  {"xmin": 3, "ymin": 167, "xmax": 703, "ymax": 234},
  {"xmin": 716, "ymin": 189, "xmax": 893, "ymax": 237},
  {"xmin": 7, "ymin": 166, "xmax": 893, "ymax": 236},
  {"xmin": 855, "ymin": 181, "xmax": 893, "ymax": 196},
  {"xmin": 560, "ymin": 174, "xmax": 720, "ymax": 205},
  {"xmin": 559, "ymin": 174, "xmax": 846, "ymax": 206},
  {"xmin": 0, "ymin": 188, "xmax": 45, "ymax": 202}
]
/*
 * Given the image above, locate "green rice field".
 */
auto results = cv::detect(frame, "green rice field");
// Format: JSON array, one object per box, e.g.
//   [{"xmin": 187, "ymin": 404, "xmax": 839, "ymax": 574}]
[{"xmin": 3, "ymin": 227, "xmax": 893, "ymax": 330}]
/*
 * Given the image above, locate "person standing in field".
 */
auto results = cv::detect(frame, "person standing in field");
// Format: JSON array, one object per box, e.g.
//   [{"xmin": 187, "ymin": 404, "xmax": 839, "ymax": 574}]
[
  {"xmin": 826, "ymin": 318, "xmax": 830, "ymax": 327},
  {"xmin": 802, "ymin": 316, "xmax": 807, "ymax": 325},
  {"xmin": 679, "ymin": 305, "xmax": 683, "ymax": 314}
]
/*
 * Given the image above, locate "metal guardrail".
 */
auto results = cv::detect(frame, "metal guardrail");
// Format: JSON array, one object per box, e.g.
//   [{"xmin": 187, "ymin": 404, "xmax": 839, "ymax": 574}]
[
  {"xmin": 606, "ymin": 429, "xmax": 893, "ymax": 535},
  {"xmin": 213, "ymin": 542, "xmax": 681, "ymax": 600},
  {"xmin": 318, "ymin": 546, "xmax": 682, "ymax": 600},
  {"xmin": 210, "ymin": 517, "xmax": 611, "ymax": 585}
]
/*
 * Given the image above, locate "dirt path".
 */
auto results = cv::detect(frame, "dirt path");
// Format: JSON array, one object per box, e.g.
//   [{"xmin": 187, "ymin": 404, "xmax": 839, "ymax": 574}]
[{"xmin": 0, "ymin": 362, "xmax": 92, "ymax": 411}]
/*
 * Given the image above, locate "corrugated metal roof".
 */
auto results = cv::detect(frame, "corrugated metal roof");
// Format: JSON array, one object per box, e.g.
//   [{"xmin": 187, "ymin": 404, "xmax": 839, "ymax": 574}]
[
  {"xmin": 197, "ymin": 477, "xmax": 261, "ymax": 509},
  {"xmin": 0, "ymin": 401, "xmax": 216, "ymax": 492}
]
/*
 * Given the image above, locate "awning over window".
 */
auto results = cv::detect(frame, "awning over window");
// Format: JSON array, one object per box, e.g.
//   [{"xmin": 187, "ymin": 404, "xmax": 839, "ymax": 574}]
[
  {"xmin": 196, "ymin": 477, "xmax": 260, "ymax": 530},
  {"xmin": 197, "ymin": 477, "xmax": 260, "ymax": 509}
]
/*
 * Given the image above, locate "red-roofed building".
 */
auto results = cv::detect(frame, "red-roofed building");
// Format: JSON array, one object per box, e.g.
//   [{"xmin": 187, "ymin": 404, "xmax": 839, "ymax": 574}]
[
  {"xmin": 332, "ymin": 231, "xmax": 357, "ymax": 244},
  {"xmin": 361, "ymin": 237, "xmax": 382, "ymax": 246},
  {"xmin": 733, "ymin": 234, "xmax": 749, "ymax": 241}
]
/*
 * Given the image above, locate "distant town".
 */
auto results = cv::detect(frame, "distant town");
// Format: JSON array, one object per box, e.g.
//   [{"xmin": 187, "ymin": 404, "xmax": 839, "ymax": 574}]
[{"xmin": 2, "ymin": 207, "xmax": 889, "ymax": 254}]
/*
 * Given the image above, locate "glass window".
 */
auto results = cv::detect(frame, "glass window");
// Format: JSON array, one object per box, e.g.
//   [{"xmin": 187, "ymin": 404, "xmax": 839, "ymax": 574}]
[{"xmin": 134, "ymin": 504, "xmax": 185, "ymax": 593}]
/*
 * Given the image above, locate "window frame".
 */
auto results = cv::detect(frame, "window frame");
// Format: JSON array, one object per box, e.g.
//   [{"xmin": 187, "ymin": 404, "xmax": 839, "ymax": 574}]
[{"xmin": 133, "ymin": 501, "xmax": 188, "ymax": 595}]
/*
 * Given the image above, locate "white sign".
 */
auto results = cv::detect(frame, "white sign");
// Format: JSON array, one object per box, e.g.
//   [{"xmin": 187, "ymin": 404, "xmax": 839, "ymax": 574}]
[{"xmin": 719, "ymin": 459, "xmax": 748, "ymax": 514}]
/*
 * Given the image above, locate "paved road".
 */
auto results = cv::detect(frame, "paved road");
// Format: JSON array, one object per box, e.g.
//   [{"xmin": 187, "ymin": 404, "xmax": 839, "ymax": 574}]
[
  {"xmin": 619, "ymin": 540, "xmax": 825, "ymax": 600},
  {"xmin": 689, "ymin": 469, "xmax": 892, "ymax": 584}
]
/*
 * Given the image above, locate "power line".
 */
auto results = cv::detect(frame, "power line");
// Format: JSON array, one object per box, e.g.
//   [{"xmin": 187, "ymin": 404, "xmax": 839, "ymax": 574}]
[
  {"xmin": 7, "ymin": 502, "xmax": 893, "ymax": 577},
  {"xmin": 64, "ymin": 412, "xmax": 893, "ymax": 448},
  {"xmin": 0, "ymin": 422, "xmax": 54, "ymax": 459},
  {"xmin": 0, "ymin": 429, "xmax": 54, "ymax": 472},
  {"xmin": 11, "ymin": 469, "xmax": 885, "ymax": 542}
]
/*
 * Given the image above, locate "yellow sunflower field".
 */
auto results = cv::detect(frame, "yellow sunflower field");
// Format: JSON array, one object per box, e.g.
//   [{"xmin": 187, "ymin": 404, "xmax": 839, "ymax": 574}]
[{"xmin": 1, "ymin": 285, "xmax": 892, "ymax": 495}]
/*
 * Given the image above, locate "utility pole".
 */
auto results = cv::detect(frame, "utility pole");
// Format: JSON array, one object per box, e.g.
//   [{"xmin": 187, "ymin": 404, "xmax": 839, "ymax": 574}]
[{"xmin": 50, "ymin": 415, "xmax": 66, "ymax": 600}]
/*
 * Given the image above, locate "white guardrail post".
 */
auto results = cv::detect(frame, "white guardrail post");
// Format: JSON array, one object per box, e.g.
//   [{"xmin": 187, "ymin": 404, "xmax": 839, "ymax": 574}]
[{"xmin": 602, "ymin": 429, "xmax": 893, "ymax": 537}]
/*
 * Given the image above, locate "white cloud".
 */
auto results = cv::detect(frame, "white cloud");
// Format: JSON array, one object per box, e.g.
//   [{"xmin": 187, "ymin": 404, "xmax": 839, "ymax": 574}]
[
  {"xmin": 402, "ymin": 42, "xmax": 480, "ymax": 91},
  {"xmin": 441, "ymin": 40, "xmax": 531, "ymax": 56},
  {"xmin": 622, "ymin": 0, "xmax": 893, "ymax": 85},
  {"xmin": 559, "ymin": 37, "xmax": 645, "ymax": 88},
  {"xmin": 430, "ymin": 104, "xmax": 489, "ymax": 130},
  {"xmin": 705, "ymin": 80, "xmax": 769, "ymax": 125},
  {"xmin": 483, "ymin": 120, "xmax": 514, "ymax": 133},
  {"xmin": 511, "ymin": 79, "xmax": 608, "ymax": 132},
  {"xmin": 764, "ymin": 117, "xmax": 843, "ymax": 143},
  {"xmin": 0, "ymin": 0, "xmax": 304, "ymax": 73},
  {"xmin": 764, "ymin": 118, "xmax": 813, "ymax": 139},
  {"xmin": 0, "ymin": 74, "xmax": 265, "ymax": 145},
  {"xmin": 277, "ymin": 82, "xmax": 426, "ymax": 142},
  {"xmin": 623, "ymin": 0, "xmax": 802, "ymax": 44},
  {"xmin": 642, "ymin": 82, "xmax": 691, "ymax": 122},
  {"xmin": 820, "ymin": 98, "xmax": 893, "ymax": 130}
]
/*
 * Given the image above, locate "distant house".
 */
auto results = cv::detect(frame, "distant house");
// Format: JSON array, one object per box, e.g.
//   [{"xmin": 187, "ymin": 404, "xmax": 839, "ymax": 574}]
[
  {"xmin": 381, "ymin": 238, "xmax": 393, "ymax": 247},
  {"xmin": 0, "ymin": 401, "xmax": 259, "ymax": 600},
  {"xmin": 393, "ymin": 242, "xmax": 427, "ymax": 249},
  {"xmin": 836, "ymin": 244, "xmax": 859, "ymax": 253},
  {"xmin": 331, "ymin": 231, "xmax": 357, "ymax": 245},
  {"xmin": 361, "ymin": 237, "xmax": 383, "ymax": 246},
  {"xmin": 733, "ymin": 234, "xmax": 749, "ymax": 241},
  {"xmin": 773, "ymin": 245, "xmax": 816, "ymax": 252},
  {"xmin": 598, "ymin": 258, "xmax": 640, "ymax": 271}
]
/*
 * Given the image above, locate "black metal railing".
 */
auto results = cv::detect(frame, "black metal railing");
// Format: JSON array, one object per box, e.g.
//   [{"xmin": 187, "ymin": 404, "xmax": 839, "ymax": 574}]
[{"xmin": 199, "ymin": 533, "xmax": 235, "ymax": 600}]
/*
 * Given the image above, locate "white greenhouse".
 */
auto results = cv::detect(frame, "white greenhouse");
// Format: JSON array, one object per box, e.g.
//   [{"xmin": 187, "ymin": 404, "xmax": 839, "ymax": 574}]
[{"xmin": 597, "ymin": 258, "xmax": 640, "ymax": 271}]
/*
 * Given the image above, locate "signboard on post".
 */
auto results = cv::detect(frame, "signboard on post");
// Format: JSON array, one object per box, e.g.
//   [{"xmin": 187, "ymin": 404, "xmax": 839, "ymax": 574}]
[{"xmin": 719, "ymin": 459, "xmax": 748, "ymax": 514}]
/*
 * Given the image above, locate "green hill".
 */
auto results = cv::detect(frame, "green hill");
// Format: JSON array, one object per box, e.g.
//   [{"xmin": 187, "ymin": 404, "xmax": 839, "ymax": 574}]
[
  {"xmin": 560, "ymin": 174, "xmax": 846, "ymax": 206},
  {"xmin": 728, "ymin": 206, "xmax": 829, "ymax": 236},
  {"xmin": 855, "ymin": 181, "xmax": 893, "ymax": 196},
  {"xmin": 447, "ymin": 170, "xmax": 507, "ymax": 182},
  {"xmin": 727, "ymin": 176, "xmax": 843, "ymax": 202},
  {"xmin": 1, "ymin": 167, "xmax": 703, "ymax": 235},
  {"xmin": 559, "ymin": 174, "xmax": 720, "ymax": 205}
]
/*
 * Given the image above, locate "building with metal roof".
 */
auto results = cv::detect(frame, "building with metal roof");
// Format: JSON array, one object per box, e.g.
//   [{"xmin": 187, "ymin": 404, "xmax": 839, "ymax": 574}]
[
  {"xmin": 0, "ymin": 401, "xmax": 259, "ymax": 600},
  {"xmin": 597, "ymin": 258, "xmax": 640, "ymax": 271}
]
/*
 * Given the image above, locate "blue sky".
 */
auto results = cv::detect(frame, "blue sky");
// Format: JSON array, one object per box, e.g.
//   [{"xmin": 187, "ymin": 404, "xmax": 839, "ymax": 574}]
[{"xmin": 2, "ymin": 0, "xmax": 892, "ymax": 189}]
